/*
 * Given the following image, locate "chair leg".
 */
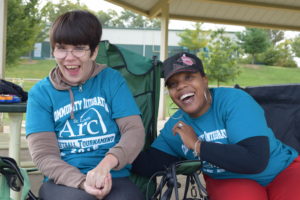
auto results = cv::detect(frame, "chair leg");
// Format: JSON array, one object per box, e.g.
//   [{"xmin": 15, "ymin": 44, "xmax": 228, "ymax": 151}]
[
  {"xmin": 0, "ymin": 174, "xmax": 10, "ymax": 200},
  {"xmin": 192, "ymin": 173, "xmax": 208, "ymax": 199}
]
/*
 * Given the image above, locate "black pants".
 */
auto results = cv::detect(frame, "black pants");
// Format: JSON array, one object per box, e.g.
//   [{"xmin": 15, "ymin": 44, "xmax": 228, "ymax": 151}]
[{"xmin": 39, "ymin": 177, "xmax": 145, "ymax": 200}]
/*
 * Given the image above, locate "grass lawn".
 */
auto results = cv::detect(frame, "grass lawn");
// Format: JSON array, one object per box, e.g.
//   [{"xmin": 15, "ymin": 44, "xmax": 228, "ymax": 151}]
[
  {"xmin": 5, "ymin": 59, "xmax": 56, "ymax": 91},
  {"xmin": 165, "ymin": 64, "xmax": 300, "ymax": 116},
  {"xmin": 4, "ymin": 59, "xmax": 300, "ymax": 117},
  {"xmin": 6, "ymin": 59, "xmax": 300, "ymax": 88},
  {"xmin": 208, "ymin": 64, "xmax": 300, "ymax": 87}
]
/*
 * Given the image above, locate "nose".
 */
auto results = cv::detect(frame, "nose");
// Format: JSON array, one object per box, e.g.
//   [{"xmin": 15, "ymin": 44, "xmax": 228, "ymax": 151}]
[{"xmin": 176, "ymin": 80, "xmax": 187, "ymax": 90}]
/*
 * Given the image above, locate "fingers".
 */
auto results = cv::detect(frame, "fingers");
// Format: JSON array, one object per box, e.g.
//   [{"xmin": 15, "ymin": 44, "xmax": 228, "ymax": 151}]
[
  {"xmin": 172, "ymin": 121, "xmax": 199, "ymax": 149},
  {"xmin": 99, "ymin": 174, "xmax": 112, "ymax": 198},
  {"xmin": 95, "ymin": 174, "xmax": 112, "ymax": 199},
  {"xmin": 84, "ymin": 174, "xmax": 112, "ymax": 200},
  {"xmin": 173, "ymin": 121, "xmax": 186, "ymax": 135},
  {"xmin": 86, "ymin": 170, "xmax": 106, "ymax": 189}
]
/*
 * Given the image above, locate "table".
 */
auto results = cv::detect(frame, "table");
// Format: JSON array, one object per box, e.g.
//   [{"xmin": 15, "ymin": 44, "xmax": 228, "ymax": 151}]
[
  {"xmin": 0, "ymin": 102, "xmax": 27, "ymax": 165},
  {"xmin": 0, "ymin": 102, "xmax": 26, "ymax": 200}
]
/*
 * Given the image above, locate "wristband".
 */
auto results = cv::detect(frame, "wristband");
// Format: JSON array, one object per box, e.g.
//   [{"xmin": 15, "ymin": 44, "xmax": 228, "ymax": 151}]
[{"xmin": 193, "ymin": 140, "xmax": 201, "ymax": 158}]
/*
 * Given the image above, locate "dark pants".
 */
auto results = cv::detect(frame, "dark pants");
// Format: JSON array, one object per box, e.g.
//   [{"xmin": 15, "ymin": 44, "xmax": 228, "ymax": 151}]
[{"xmin": 39, "ymin": 177, "xmax": 145, "ymax": 200}]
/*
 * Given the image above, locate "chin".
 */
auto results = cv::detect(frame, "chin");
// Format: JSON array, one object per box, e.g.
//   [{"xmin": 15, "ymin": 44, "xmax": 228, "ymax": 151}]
[{"xmin": 66, "ymin": 77, "xmax": 81, "ymax": 84}]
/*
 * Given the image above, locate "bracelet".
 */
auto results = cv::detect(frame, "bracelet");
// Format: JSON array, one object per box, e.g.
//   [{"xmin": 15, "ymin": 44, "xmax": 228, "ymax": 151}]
[{"xmin": 193, "ymin": 140, "xmax": 201, "ymax": 158}]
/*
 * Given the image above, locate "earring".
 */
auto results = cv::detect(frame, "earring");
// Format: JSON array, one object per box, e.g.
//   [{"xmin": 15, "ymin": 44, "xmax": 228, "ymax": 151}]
[
  {"xmin": 204, "ymin": 89, "xmax": 212, "ymax": 104},
  {"xmin": 204, "ymin": 90, "xmax": 208, "ymax": 102}
]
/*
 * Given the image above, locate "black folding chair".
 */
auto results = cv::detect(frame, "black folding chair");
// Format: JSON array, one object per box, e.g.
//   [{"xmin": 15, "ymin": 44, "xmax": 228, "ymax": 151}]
[{"xmin": 235, "ymin": 84, "xmax": 300, "ymax": 154}]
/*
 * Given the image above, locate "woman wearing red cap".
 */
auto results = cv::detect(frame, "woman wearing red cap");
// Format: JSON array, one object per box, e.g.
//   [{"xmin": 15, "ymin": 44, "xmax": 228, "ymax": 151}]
[{"xmin": 132, "ymin": 52, "xmax": 300, "ymax": 200}]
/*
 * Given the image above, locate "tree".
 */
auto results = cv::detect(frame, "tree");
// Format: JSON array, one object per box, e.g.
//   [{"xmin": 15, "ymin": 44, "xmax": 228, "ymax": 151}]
[
  {"xmin": 114, "ymin": 10, "xmax": 160, "ymax": 28},
  {"xmin": 275, "ymin": 40, "xmax": 297, "ymax": 68},
  {"xmin": 200, "ymin": 29, "xmax": 241, "ymax": 86},
  {"xmin": 96, "ymin": 9, "xmax": 121, "ymax": 27},
  {"xmin": 178, "ymin": 23, "xmax": 210, "ymax": 51},
  {"xmin": 97, "ymin": 10, "xmax": 161, "ymax": 28},
  {"xmin": 40, "ymin": 0, "xmax": 89, "ymax": 40},
  {"xmin": 267, "ymin": 30, "xmax": 284, "ymax": 46},
  {"xmin": 292, "ymin": 35, "xmax": 300, "ymax": 57},
  {"xmin": 236, "ymin": 28, "xmax": 270, "ymax": 64},
  {"xmin": 6, "ymin": 0, "xmax": 44, "ymax": 65}
]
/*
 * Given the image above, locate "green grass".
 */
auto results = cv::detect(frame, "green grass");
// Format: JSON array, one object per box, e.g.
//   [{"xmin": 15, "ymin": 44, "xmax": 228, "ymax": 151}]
[
  {"xmin": 165, "ymin": 64, "xmax": 300, "ymax": 116},
  {"xmin": 209, "ymin": 64, "xmax": 300, "ymax": 87},
  {"xmin": 6, "ymin": 59, "xmax": 55, "ymax": 78},
  {"xmin": 6, "ymin": 59, "xmax": 300, "ymax": 89},
  {"xmin": 4, "ymin": 59, "xmax": 300, "ymax": 118},
  {"xmin": 5, "ymin": 59, "xmax": 56, "ymax": 91}
]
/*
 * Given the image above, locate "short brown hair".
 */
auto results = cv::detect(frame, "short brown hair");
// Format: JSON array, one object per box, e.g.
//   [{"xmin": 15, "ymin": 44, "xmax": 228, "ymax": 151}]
[{"xmin": 50, "ymin": 10, "xmax": 102, "ymax": 56}]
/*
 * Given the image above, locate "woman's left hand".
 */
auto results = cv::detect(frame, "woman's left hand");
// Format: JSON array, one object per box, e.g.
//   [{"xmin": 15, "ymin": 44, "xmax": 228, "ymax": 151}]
[
  {"xmin": 85, "ymin": 154, "xmax": 118, "ymax": 191},
  {"xmin": 173, "ymin": 121, "xmax": 199, "ymax": 150},
  {"xmin": 83, "ymin": 173, "xmax": 112, "ymax": 199}
]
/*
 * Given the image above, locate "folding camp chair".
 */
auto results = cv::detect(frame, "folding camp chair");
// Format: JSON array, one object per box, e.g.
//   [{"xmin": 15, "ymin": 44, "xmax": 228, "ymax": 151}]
[
  {"xmin": 97, "ymin": 42, "xmax": 208, "ymax": 199},
  {"xmin": 97, "ymin": 40, "xmax": 161, "ymax": 150},
  {"xmin": 96, "ymin": 40, "xmax": 162, "ymax": 198},
  {"xmin": 0, "ymin": 156, "xmax": 38, "ymax": 200},
  {"xmin": 235, "ymin": 84, "xmax": 300, "ymax": 154}
]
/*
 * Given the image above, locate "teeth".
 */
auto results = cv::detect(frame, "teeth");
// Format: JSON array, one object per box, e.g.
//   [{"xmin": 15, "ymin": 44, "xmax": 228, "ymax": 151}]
[
  {"xmin": 65, "ymin": 65, "xmax": 79, "ymax": 69},
  {"xmin": 180, "ymin": 93, "xmax": 194, "ymax": 100}
]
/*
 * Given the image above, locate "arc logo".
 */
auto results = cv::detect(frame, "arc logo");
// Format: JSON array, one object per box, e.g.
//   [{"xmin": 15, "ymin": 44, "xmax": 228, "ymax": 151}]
[{"xmin": 59, "ymin": 107, "xmax": 108, "ymax": 138}]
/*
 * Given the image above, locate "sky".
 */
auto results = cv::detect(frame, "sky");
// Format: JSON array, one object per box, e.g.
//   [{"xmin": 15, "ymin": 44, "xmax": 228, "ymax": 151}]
[{"xmin": 41, "ymin": 0, "xmax": 299, "ymax": 38}]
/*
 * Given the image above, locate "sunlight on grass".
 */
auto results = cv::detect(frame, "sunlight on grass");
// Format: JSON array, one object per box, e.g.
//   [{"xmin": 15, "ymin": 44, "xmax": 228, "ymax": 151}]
[
  {"xmin": 4, "ymin": 59, "xmax": 300, "ymax": 118},
  {"xmin": 165, "ymin": 64, "xmax": 300, "ymax": 117}
]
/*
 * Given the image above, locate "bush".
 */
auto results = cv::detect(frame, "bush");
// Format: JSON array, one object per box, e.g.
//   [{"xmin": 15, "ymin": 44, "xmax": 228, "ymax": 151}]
[
  {"xmin": 276, "ymin": 57, "xmax": 297, "ymax": 68},
  {"xmin": 257, "ymin": 48, "xmax": 280, "ymax": 66}
]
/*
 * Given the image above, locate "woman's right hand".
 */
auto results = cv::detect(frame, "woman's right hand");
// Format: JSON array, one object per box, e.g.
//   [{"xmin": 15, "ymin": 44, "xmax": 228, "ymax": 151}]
[
  {"xmin": 173, "ymin": 121, "xmax": 199, "ymax": 150},
  {"xmin": 82, "ymin": 173, "xmax": 112, "ymax": 199}
]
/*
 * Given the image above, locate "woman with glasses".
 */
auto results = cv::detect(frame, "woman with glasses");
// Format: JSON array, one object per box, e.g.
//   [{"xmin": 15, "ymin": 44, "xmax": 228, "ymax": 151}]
[{"xmin": 26, "ymin": 10, "xmax": 145, "ymax": 200}]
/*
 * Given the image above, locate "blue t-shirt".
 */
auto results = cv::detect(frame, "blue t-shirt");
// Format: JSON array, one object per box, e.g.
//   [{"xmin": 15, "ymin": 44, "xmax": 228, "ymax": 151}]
[
  {"xmin": 26, "ymin": 68, "xmax": 140, "ymax": 178},
  {"xmin": 152, "ymin": 87, "xmax": 298, "ymax": 186}
]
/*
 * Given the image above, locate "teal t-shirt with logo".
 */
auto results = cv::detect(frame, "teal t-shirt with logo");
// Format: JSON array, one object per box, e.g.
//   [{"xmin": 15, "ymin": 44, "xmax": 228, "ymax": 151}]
[
  {"xmin": 26, "ymin": 67, "xmax": 140, "ymax": 178},
  {"xmin": 152, "ymin": 87, "xmax": 298, "ymax": 186}
]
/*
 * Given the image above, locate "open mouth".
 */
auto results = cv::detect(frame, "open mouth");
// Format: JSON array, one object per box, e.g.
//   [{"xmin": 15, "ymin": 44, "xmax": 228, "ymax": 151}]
[
  {"xmin": 65, "ymin": 65, "xmax": 80, "ymax": 76},
  {"xmin": 180, "ymin": 92, "xmax": 195, "ymax": 104},
  {"xmin": 65, "ymin": 65, "xmax": 79, "ymax": 70}
]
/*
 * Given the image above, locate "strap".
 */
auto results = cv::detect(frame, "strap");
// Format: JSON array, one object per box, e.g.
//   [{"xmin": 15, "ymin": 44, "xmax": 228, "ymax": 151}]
[
  {"xmin": 0, "ymin": 157, "xmax": 38, "ymax": 200},
  {"xmin": 0, "ymin": 173, "xmax": 11, "ymax": 200},
  {"xmin": 149, "ymin": 160, "xmax": 208, "ymax": 200}
]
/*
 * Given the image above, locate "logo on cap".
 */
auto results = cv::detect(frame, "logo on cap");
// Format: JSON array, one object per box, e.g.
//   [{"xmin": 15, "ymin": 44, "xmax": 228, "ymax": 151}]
[{"xmin": 179, "ymin": 54, "xmax": 194, "ymax": 66}]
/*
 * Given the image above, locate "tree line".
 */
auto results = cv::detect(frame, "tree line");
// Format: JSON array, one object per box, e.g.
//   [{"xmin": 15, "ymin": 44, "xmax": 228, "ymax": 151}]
[
  {"xmin": 6, "ymin": 0, "xmax": 300, "ymax": 85},
  {"xmin": 6, "ymin": 0, "xmax": 160, "ymax": 66},
  {"xmin": 178, "ymin": 23, "xmax": 300, "ymax": 85}
]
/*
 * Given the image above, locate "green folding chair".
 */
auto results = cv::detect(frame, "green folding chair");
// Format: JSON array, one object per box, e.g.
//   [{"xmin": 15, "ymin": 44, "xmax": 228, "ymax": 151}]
[
  {"xmin": 97, "ymin": 40, "xmax": 162, "ymax": 198},
  {"xmin": 0, "ymin": 156, "xmax": 38, "ymax": 200}
]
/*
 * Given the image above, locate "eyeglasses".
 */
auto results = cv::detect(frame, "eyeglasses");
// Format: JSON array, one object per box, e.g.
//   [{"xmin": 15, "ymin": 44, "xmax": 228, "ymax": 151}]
[{"xmin": 53, "ymin": 48, "xmax": 90, "ymax": 59}]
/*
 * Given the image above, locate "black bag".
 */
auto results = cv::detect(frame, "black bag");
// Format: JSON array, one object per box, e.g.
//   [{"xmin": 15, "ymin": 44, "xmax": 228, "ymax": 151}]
[{"xmin": 0, "ymin": 79, "xmax": 28, "ymax": 102}]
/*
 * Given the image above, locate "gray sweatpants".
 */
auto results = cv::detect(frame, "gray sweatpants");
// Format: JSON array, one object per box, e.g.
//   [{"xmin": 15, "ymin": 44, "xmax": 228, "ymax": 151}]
[{"xmin": 39, "ymin": 177, "xmax": 145, "ymax": 200}]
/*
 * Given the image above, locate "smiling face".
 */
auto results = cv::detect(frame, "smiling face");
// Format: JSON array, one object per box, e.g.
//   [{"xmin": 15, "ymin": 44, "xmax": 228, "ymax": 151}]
[
  {"xmin": 167, "ymin": 72, "xmax": 210, "ymax": 118},
  {"xmin": 49, "ymin": 11, "xmax": 102, "ymax": 85},
  {"xmin": 54, "ymin": 43, "xmax": 98, "ymax": 84}
]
